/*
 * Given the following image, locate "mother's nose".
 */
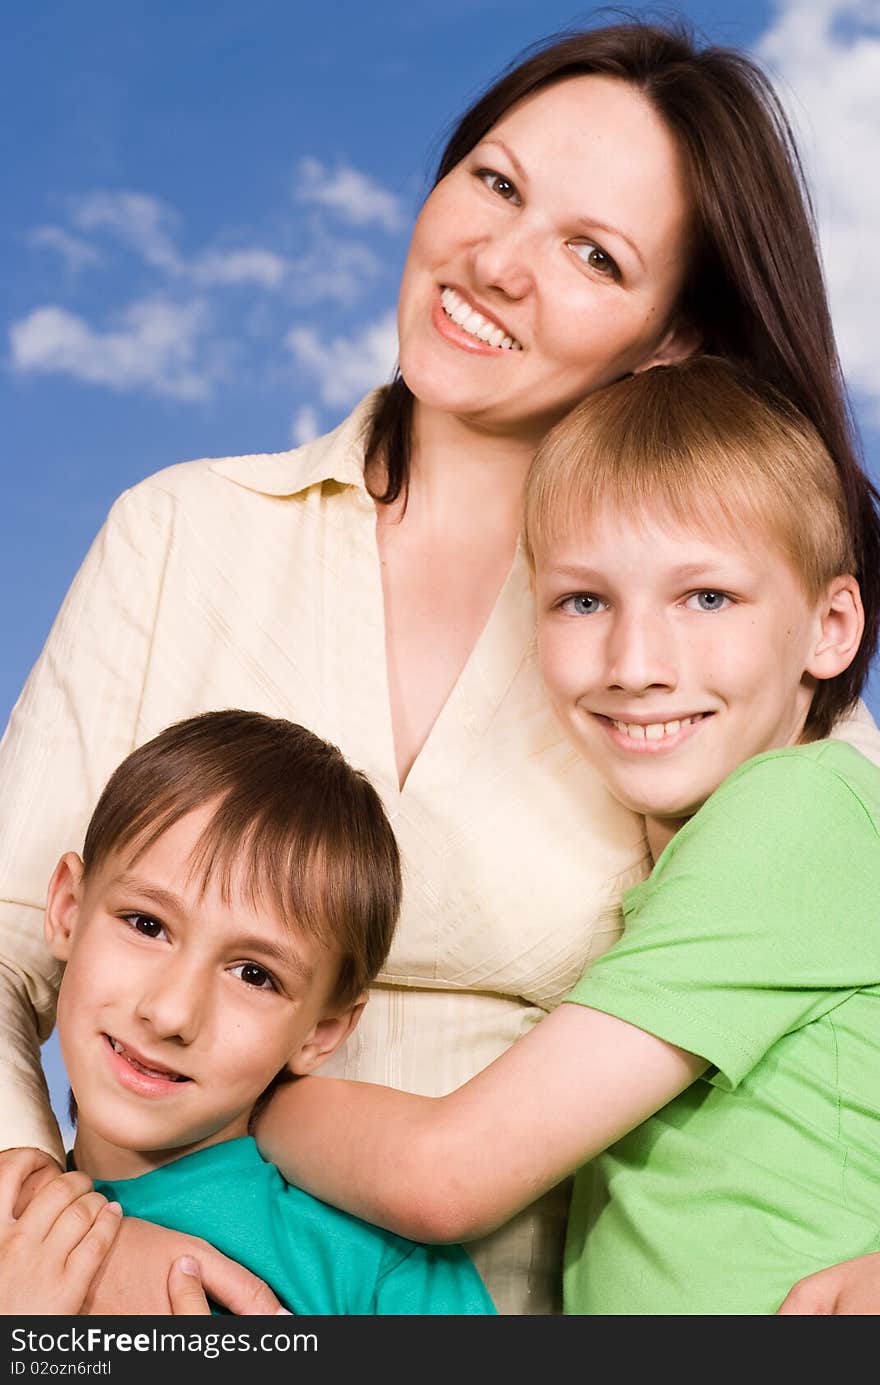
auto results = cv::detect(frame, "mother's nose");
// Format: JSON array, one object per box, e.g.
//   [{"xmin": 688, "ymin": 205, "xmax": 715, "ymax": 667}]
[{"xmin": 471, "ymin": 221, "xmax": 535, "ymax": 300}]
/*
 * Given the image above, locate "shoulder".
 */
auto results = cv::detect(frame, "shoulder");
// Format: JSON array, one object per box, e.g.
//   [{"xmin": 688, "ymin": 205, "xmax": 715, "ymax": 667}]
[
  {"xmin": 104, "ymin": 390, "xmax": 382, "ymax": 528},
  {"xmin": 653, "ymin": 742, "xmax": 880, "ymax": 894},
  {"xmin": 705, "ymin": 741, "xmax": 879, "ymax": 827}
]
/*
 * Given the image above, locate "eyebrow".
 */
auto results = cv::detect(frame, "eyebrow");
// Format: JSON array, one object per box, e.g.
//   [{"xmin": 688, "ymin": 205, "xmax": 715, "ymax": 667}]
[
  {"xmin": 110, "ymin": 872, "xmax": 316, "ymax": 984},
  {"xmin": 480, "ymin": 137, "xmax": 645, "ymax": 271},
  {"xmin": 542, "ymin": 561, "xmax": 741, "ymax": 583}
]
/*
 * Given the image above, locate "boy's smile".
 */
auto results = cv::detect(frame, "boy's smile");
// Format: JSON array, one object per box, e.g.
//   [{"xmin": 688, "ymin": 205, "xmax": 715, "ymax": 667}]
[
  {"xmin": 45, "ymin": 805, "xmax": 356, "ymax": 1182},
  {"xmin": 534, "ymin": 509, "xmax": 834, "ymax": 853}
]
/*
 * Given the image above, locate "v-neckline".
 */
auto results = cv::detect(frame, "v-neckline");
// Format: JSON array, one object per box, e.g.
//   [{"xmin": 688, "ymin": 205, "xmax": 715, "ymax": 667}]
[{"xmin": 378, "ymin": 537, "xmax": 535, "ymax": 801}]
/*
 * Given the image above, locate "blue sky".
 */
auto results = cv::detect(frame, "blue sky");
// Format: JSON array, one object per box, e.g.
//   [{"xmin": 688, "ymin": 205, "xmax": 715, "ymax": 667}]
[{"xmin": 3, "ymin": 0, "xmax": 879, "ymax": 1135}]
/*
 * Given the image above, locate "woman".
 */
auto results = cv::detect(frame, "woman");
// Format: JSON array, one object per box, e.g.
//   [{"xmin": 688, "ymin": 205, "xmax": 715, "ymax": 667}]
[{"xmin": 1, "ymin": 20, "xmax": 878, "ymax": 1314}]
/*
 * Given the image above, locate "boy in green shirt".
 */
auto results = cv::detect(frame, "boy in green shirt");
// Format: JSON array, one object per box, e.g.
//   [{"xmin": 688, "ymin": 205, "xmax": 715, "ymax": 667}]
[
  {"xmin": 255, "ymin": 356, "xmax": 880, "ymax": 1314},
  {"xmin": 3, "ymin": 709, "xmax": 495, "ymax": 1314}
]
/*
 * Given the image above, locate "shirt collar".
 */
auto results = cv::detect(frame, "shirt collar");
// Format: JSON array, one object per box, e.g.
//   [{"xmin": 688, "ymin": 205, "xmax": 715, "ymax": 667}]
[{"xmin": 208, "ymin": 388, "xmax": 385, "ymax": 497}]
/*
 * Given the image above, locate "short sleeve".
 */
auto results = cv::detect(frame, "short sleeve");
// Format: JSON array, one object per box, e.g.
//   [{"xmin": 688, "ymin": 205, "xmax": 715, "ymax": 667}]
[
  {"xmin": 373, "ymin": 1242, "xmax": 497, "ymax": 1314},
  {"xmin": 566, "ymin": 747, "xmax": 880, "ymax": 1088}
]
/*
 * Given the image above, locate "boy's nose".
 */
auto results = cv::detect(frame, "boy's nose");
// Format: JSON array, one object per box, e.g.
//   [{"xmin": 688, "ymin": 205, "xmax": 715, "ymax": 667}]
[
  {"xmin": 605, "ymin": 613, "xmax": 678, "ymax": 694},
  {"xmin": 135, "ymin": 965, "xmax": 204, "ymax": 1045}
]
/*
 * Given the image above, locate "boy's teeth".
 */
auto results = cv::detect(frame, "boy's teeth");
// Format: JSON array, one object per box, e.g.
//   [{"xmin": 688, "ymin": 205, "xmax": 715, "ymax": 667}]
[
  {"xmin": 612, "ymin": 715, "xmax": 698, "ymax": 741},
  {"xmin": 440, "ymin": 287, "xmax": 522, "ymax": 350},
  {"xmin": 109, "ymin": 1036, "xmax": 183, "ymax": 1080}
]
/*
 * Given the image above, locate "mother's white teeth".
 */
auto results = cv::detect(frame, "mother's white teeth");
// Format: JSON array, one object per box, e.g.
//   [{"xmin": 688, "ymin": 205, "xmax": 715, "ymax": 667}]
[{"xmin": 440, "ymin": 287, "xmax": 522, "ymax": 349}]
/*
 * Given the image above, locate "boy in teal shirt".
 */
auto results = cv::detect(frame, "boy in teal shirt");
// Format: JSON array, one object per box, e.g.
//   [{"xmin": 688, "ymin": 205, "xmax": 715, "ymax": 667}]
[
  {"xmin": 254, "ymin": 356, "xmax": 880, "ymax": 1314},
  {"xmin": 12, "ymin": 709, "xmax": 495, "ymax": 1314}
]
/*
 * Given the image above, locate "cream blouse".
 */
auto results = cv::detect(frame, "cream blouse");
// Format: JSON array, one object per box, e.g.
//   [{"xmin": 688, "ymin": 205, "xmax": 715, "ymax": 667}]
[{"xmin": 2, "ymin": 391, "xmax": 878, "ymax": 1314}]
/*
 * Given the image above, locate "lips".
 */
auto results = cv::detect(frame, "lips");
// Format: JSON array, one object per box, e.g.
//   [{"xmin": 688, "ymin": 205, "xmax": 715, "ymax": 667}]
[
  {"xmin": 596, "ymin": 711, "xmax": 713, "ymax": 755},
  {"xmin": 105, "ymin": 1034, "xmax": 190, "ymax": 1083},
  {"xmin": 437, "ymin": 285, "xmax": 523, "ymax": 351}
]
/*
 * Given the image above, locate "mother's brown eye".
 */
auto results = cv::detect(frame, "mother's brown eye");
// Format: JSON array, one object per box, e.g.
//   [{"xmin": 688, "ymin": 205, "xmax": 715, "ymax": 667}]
[
  {"xmin": 476, "ymin": 169, "xmax": 520, "ymax": 203},
  {"xmin": 570, "ymin": 241, "xmax": 619, "ymax": 278}
]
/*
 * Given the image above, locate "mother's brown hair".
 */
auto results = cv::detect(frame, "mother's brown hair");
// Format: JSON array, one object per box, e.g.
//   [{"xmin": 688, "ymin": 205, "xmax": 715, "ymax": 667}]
[{"xmin": 366, "ymin": 20, "xmax": 880, "ymax": 674}]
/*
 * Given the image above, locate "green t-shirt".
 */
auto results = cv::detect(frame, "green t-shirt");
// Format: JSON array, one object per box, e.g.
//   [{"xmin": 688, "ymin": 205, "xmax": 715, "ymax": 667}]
[
  {"xmin": 564, "ymin": 740, "xmax": 880, "ymax": 1316},
  {"xmin": 92, "ymin": 1136, "xmax": 496, "ymax": 1315}
]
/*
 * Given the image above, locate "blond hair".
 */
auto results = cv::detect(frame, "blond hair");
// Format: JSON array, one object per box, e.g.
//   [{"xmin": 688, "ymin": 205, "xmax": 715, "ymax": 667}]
[{"xmin": 523, "ymin": 357, "xmax": 861, "ymax": 738}]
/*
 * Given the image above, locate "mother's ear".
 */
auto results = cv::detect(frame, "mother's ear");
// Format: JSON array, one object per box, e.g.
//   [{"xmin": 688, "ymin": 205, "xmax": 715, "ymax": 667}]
[
  {"xmin": 44, "ymin": 853, "xmax": 85, "ymax": 961},
  {"xmin": 636, "ymin": 315, "xmax": 702, "ymax": 373}
]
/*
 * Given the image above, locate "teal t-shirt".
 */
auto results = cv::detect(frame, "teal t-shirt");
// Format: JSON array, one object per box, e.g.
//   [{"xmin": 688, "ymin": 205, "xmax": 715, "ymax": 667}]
[
  {"xmin": 564, "ymin": 740, "xmax": 880, "ymax": 1316},
  {"xmin": 92, "ymin": 1137, "xmax": 495, "ymax": 1315}
]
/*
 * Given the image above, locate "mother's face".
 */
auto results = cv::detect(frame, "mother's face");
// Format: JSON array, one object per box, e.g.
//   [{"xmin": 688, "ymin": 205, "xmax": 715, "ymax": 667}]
[{"xmin": 397, "ymin": 75, "xmax": 695, "ymax": 445}]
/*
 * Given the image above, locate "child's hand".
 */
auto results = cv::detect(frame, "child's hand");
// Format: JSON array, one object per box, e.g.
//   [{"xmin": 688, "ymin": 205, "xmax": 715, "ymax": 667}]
[
  {"xmin": 776, "ymin": 1253, "xmax": 880, "ymax": 1314},
  {"xmin": 0, "ymin": 1148, "xmax": 123, "ymax": 1313}
]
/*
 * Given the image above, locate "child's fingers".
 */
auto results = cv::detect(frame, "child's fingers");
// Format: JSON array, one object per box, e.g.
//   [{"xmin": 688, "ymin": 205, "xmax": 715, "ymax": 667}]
[
  {"xmin": 0, "ymin": 1148, "xmax": 63, "ymax": 1220},
  {"xmin": 61, "ymin": 1201, "xmax": 124, "ymax": 1306},
  {"xmin": 167, "ymin": 1256, "xmax": 212, "ymax": 1315},
  {"xmin": 44, "ymin": 1188, "xmax": 118, "ymax": 1260},
  {"xmin": 17, "ymin": 1171, "xmax": 97, "ymax": 1240},
  {"xmin": 13, "ymin": 1156, "xmax": 67, "ymax": 1218}
]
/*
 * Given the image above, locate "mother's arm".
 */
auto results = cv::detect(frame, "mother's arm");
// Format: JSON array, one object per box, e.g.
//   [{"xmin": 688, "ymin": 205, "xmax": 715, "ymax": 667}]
[
  {"xmin": 82, "ymin": 1220, "xmax": 283, "ymax": 1315},
  {"xmin": 0, "ymin": 483, "xmax": 273, "ymax": 1312},
  {"xmin": 0, "ymin": 484, "xmax": 176, "ymax": 1160}
]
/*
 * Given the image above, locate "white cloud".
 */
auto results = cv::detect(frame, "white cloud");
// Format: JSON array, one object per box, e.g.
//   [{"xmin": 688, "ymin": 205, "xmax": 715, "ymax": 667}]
[
  {"xmin": 10, "ymin": 298, "xmax": 213, "ymax": 401},
  {"xmin": 70, "ymin": 191, "xmax": 183, "ymax": 273},
  {"xmin": 67, "ymin": 191, "xmax": 288, "ymax": 291},
  {"xmin": 289, "ymin": 236, "xmax": 382, "ymax": 307},
  {"xmin": 193, "ymin": 248, "xmax": 287, "ymax": 288},
  {"xmin": 291, "ymin": 404, "xmax": 321, "ymax": 445},
  {"xmin": 28, "ymin": 226, "xmax": 103, "ymax": 274},
  {"xmin": 286, "ymin": 309, "xmax": 398, "ymax": 407},
  {"xmin": 755, "ymin": 0, "xmax": 880, "ymax": 419},
  {"xmin": 296, "ymin": 158, "xmax": 405, "ymax": 232}
]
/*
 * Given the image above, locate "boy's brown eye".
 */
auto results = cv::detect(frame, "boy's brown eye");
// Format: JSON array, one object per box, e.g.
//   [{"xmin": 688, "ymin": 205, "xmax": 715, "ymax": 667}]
[
  {"xmin": 237, "ymin": 962, "xmax": 273, "ymax": 990},
  {"xmin": 124, "ymin": 912, "xmax": 163, "ymax": 938}
]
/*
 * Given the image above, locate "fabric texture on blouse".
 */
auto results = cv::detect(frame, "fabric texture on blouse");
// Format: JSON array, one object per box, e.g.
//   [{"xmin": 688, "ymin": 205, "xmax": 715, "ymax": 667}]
[{"xmin": 563, "ymin": 741, "xmax": 880, "ymax": 1316}]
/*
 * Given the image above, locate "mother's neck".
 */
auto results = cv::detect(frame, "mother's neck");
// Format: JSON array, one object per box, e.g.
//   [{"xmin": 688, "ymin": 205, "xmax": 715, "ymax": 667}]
[{"xmin": 382, "ymin": 400, "xmax": 538, "ymax": 534}]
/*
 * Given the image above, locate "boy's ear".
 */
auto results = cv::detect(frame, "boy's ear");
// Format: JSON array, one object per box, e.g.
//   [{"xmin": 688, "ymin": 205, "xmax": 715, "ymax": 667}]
[
  {"xmin": 44, "ymin": 853, "xmax": 85, "ymax": 961},
  {"xmin": 804, "ymin": 575, "xmax": 865, "ymax": 682},
  {"xmin": 285, "ymin": 995, "xmax": 368, "ymax": 1078},
  {"xmin": 634, "ymin": 314, "xmax": 701, "ymax": 373}
]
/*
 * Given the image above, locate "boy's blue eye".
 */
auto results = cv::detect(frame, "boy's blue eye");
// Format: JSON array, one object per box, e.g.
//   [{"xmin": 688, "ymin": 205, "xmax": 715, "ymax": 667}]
[
  {"xmin": 686, "ymin": 591, "xmax": 731, "ymax": 613},
  {"xmin": 559, "ymin": 593, "xmax": 604, "ymax": 616}
]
